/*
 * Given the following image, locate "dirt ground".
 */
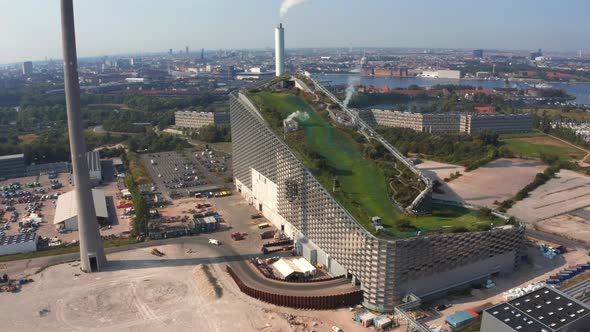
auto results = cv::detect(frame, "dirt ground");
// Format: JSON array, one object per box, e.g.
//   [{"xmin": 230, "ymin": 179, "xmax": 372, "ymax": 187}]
[
  {"xmin": 509, "ymin": 169, "xmax": 590, "ymax": 244},
  {"xmin": 416, "ymin": 158, "xmax": 546, "ymax": 208},
  {"xmin": 0, "ymin": 243, "xmax": 366, "ymax": 332}
]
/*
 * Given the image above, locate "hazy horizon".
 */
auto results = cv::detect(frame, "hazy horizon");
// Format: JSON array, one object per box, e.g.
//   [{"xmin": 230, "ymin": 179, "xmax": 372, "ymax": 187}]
[{"xmin": 1, "ymin": 0, "xmax": 589, "ymax": 64}]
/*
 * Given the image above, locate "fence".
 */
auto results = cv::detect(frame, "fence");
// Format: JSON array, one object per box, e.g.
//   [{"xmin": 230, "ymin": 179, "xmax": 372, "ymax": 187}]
[{"xmin": 226, "ymin": 265, "xmax": 362, "ymax": 309}]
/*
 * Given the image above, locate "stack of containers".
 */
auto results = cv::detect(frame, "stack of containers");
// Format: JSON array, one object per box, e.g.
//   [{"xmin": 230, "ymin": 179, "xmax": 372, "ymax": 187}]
[{"xmin": 546, "ymin": 262, "xmax": 590, "ymax": 285}]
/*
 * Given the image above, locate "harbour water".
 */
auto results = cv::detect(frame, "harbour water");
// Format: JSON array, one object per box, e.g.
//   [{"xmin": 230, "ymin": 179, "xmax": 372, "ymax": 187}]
[{"xmin": 313, "ymin": 74, "xmax": 590, "ymax": 106}]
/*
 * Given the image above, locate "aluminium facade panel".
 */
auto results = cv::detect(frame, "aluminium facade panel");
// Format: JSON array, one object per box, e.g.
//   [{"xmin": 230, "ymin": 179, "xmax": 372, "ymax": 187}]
[{"xmin": 230, "ymin": 92, "xmax": 525, "ymax": 311}]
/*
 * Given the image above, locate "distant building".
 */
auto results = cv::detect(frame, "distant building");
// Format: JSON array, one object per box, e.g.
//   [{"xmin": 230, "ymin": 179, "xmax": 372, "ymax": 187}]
[
  {"xmin": 473, "ymin": 49, "xmax": 484, "ymax": 58},
  {"xmin": 530, "ymin": 48, "xmax": 543, "ymax": 60},
  {"xmin": 360, "ymin": 110, "xmax": 532, "ymax": 134},
  {"xmin": 460, "ymin": 113, "xmax": 533, "ymax": 134},
  {"xmin": 419, "ymin": 70, "xmax": 461, "ymax": 79},
  {"xmin": 481, "ymin": 286, "xmax": 590, "ymax": 332},
  {"xmin": 476, "ymin": 71, "xmax": 492, "ymax": 79},
  {"xmin": 53, "ymin": 189, "xmax": 108, "ymax": 231},
  {"xmin": 0, "ymin": 154, "xmax": 25, "ymax": 179},
  {"xmin": 22, "ymin": 61, "xmax": 33, "ymax": 76},
  {"xmin": 0, "ymin": 233, "xmax": 37, "ymax": 256},
  {"xmin": 175, "ymin": 110, "xmax": 230, "ymax": 131}
]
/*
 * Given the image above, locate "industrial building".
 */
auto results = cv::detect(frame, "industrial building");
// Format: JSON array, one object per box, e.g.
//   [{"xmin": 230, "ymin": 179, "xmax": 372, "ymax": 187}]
[
  {"xmin": 0, "ymin": 233, "xmax": 37, "ymax": 256},
  {"xmin": 174, "ymin": 110, "xmax": 230, "ymax": 131},
  {"xmin": 0, "ymin": 154, "xmax": 25, "ymax": 179},
  {"xmin": 359, "ymin": 109, "xmax": 532, "ymax": 135},
  {"xmin": 481, "ymin": 286, "xmax": 590, "ymax": 332},
  {"xmin": 230, "ymin": 91, "xmax": 525, "ymax": 311},
  {"xmin": 419, "ymin": 69, "xmax": 461, "ymax": 79},
  {"xmin": 53, "ymin": 189, "xmax": 108, "ymax": 231},
  {"xmin": 473, "ymin": 49, "xmax": 484, "ymax": 58},
  {"xmin": 70, "ymin": 150, "xmax": 102, "ymax": 186}
]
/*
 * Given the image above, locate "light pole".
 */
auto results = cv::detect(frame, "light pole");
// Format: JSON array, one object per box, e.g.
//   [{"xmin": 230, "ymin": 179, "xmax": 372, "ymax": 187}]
[{"xmin": 60, "ymin": 0, "xmax": 106, "ymax": 272}]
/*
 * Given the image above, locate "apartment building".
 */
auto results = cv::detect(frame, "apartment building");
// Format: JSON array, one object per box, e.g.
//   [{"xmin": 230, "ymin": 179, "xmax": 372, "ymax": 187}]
[{"xmin": 174, "ymin": 110, "xmax": 230, "ymax": 131}]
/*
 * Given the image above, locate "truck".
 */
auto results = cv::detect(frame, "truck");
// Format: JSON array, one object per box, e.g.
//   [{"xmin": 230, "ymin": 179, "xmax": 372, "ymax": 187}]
[
  {"xmin": 260, "ymin": 230, "xmax": 275, "ymax": 239},
  {"xmin": 230, "ymin": 232, "xmax": 245, "ymax": 241}
]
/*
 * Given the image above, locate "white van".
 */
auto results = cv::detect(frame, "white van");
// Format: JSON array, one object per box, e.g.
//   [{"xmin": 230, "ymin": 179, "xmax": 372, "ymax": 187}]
[{"xmin": 208, "ymin": 239, "xmax": 220, "ymax": 245}]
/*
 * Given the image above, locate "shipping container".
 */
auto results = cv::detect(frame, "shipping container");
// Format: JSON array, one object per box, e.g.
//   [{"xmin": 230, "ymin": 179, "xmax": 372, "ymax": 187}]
[{"xmin": 446, "ymin": 311, "xmax": 476, "ymax": 329}]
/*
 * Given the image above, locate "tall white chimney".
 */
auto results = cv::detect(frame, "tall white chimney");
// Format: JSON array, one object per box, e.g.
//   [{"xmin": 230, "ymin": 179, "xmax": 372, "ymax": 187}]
[{"xmin": 275, "ymin": 23, "xmax": 285, "ymax": 77}]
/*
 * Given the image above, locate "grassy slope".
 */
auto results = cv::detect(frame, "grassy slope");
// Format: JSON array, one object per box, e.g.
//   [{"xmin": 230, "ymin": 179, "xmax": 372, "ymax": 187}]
[
  {"xmin": 502, "ymin": 133, "xmax": 586, "ymax": 161},
  {"xmin": 251, "ymin": 91, "xmax": 503, "ymax": 236}
]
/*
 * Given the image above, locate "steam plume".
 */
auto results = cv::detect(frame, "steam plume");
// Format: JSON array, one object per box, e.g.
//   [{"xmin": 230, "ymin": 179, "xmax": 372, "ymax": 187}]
[
  {"xmin": 280, "ymin": 0, "xmax": 308, "ymax": 18},
  {"xmin": 286, "ymin": 110, "xmax": 309, "ymax": 122},
  {"xmin": 343, "ymin": 74, "xmax": 360, "ymax": 108}
]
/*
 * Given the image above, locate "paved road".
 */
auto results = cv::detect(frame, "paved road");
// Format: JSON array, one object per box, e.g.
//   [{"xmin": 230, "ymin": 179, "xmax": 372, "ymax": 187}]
[
  {"xmin": 526, "ymin": 228, "xmax": 590, "ymax": 250},
  {"xmin": 4, "ymin": 233, "xmax": 357, "ymax": 297}
]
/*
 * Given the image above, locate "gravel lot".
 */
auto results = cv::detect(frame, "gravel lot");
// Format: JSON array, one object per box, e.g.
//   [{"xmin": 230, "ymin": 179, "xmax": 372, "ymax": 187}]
[
  {"xmin": 509, "ymin": 169, "xmax": 590, "ymax": 244},
  {"xmin": 417, "ymin": 158, "xmax": 546, "ymax": 208}
]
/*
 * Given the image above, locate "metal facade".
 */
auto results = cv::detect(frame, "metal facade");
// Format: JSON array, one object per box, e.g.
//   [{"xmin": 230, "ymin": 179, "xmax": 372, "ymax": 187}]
[{"xmin": 230, "ymin": 92, "xmax": 525, "ymax": 311}]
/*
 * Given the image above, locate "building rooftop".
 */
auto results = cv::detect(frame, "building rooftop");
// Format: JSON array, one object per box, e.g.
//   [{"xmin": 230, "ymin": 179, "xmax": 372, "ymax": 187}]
[
  {"xmin": 0, "ymin": 233, "xmax": 37, "ymax": 246},
  {"xmin": 0, "ymin": 154, "xmax": 25, "ymax": 161},
  {"xmin": 87, "ymin": 150, "xmax": 101, "ymax": 173},
  {"xmin": 54, "ymin": 188, "xmax": 109, "ymax": 224},
  {"xmin": 485, "ymin": 286, "xmax": 590, "ymax": 332}
]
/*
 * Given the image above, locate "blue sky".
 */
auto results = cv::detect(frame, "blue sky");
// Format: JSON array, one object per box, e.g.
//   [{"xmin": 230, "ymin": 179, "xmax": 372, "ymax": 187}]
[{"xmin": 0, "ymin": 0, "xmax": 588, "ymax": 64}]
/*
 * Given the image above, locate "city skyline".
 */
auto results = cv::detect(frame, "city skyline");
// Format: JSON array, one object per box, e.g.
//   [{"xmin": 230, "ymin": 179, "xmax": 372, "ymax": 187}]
[{"xmin": 1, "ymin": 0, "xmax": 589, "ymax": 64}]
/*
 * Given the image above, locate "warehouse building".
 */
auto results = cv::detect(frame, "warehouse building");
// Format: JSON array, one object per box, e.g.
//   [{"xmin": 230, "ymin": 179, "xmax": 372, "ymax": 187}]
[
  {"xmin": 53, "ymin": 189, "xmax": 108, "ymax": 231},
  {"xmin": 175, "ymin": 110, "xmax": 230, "ymax": 131},
  {"xmin": 230, "ymin": 91, "xmax": 525, "ymax": 311},
  {"xmin": 0, "ymin": 233, "xmax": 38, "ymax": 256},
  {"xmin": 0, "ymin": 154, "xmax": 25, "ymax": 179},
  {"xmin": 481, "ymin": 286, "xmax": 590, "ymax": 332}
]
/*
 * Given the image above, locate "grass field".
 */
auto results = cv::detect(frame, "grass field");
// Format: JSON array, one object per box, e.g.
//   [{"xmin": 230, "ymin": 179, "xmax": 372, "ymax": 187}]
[
  {"xmin": 250, "ymin": 91, "xmax": 503, "ymax": 236},
  {"xmin": 502, "ymin": 133, "xmax": 586, "ymax": 161},
  {"xmin": 0, "ymin": 237, "xmax": 138, "ymax": 263},
  {"xmin": 252, "ymin": 92, "xmax": 402, "ymax": 229},
  {"xmin": 17, "ymin": 133, "xmax": 38, "ymax": 144}
]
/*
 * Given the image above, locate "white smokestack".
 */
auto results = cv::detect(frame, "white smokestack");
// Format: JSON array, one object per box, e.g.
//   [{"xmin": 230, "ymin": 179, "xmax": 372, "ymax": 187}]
[
  {"xmin": 280, "ymin": 0, "xmax": 308, "ymax": 18},
  {"xmin": 275, "ymin": 23, "xmax": 285, "ymax": 77}
]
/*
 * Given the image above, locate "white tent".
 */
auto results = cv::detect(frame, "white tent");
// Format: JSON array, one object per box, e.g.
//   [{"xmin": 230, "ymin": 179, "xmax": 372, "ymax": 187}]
[{"xmin": 272, "ymin": 257, "xmax": 317, "ymax": 279}]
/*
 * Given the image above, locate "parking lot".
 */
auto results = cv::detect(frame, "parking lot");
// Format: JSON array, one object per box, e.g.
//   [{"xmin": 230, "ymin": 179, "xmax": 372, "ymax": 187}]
[
  {"xmin": 141, "ymin": 150, "xmax": 215, "ymax": 199},
  {"xmin": 0, "ymin": 160, "xmax": 130, "ymax": 246}
]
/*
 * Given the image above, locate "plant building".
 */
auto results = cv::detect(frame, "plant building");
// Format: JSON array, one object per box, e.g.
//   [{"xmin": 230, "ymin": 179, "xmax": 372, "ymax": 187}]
[{"xmin": 230, "ymin": 86, "xmax": 525, "ymax": 311}]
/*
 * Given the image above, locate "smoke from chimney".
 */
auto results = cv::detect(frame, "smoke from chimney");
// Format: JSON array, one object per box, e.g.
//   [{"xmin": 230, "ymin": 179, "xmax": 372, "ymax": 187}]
[
  {"xmin": 343, "ymin": 75, "xmax": 360, "ymax": 108},
  {"xmin": 280, "ymin": 0, "xmax": 308, "ymax": 18}
]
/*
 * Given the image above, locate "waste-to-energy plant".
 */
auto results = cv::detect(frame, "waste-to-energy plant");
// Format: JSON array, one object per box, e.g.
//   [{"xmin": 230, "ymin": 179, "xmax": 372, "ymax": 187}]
[
  {"xmin": 228, "ymin": 24, "xmax": 525, "ymax": 312},
  {"xmin": 231, "ymin": 87, "xmax": 525, "ymax": 311}
]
